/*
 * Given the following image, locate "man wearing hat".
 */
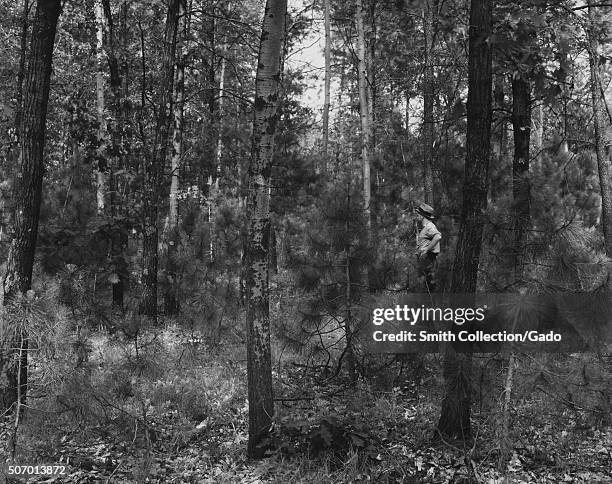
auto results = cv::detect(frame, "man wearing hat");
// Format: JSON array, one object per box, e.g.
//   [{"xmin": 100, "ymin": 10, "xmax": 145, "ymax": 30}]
[{"xmin": 415, "ymin": 202, "xmax": 441, "ymax": 292}]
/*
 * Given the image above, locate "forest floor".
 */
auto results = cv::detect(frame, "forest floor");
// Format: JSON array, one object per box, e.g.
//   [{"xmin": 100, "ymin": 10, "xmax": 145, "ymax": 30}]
[{"xmin": 1, "ymin": 325, "xmax": 612, "ymax": 483}]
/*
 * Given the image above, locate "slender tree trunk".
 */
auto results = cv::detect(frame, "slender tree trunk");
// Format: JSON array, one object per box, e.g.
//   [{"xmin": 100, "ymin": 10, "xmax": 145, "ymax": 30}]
[
  {"xmin": 164, "ymin": 0, "xmax": 187, "ymax": 315},
  {"xmin": 207, "ymin": 45, "xmax": 226, "ymax": 264},
  {"xmin": 344, "ymin": 181, "xmax": 356, "ymax": 382},
  {"xmin": 498, "ymin": 352, "xmax": 516, "ymax": 471},
  {"xmin": 422, "ymin": 0, "xmax": 435, "ymax": 205},
  {"xmin": 321, "ymin": 0, "xmax": 331, "ymax": 173},
  {"xmin": 534, "ymin": 103, "xmax": 543, "ymax": 164},
  {"xmin": 237, "ymin": 97, "xmax": 245, "ymax": 208},
  {"xmin": 532, "ymin": 101, "xmax": 544, "ymax": 185},
  {"xmin": 368, "ymin": 0, "xmax": 379, "ymax": 224},
  {"xmin": 437, "ymin": 0, "xmax": 492, "ymax": 441},
  {"xmin": 489, "ymin": 75, "xmax": 505, "ymax": 203},
  {"xmin": 355, "ymin": 0, "xmax": 372, "ymax": 288},
  {"xmin": 556, "ymin": 41, "xmax": 570, "ymax": 154},
  {"xmin": 492, "ymin": 77, "xmax": 503, "ymax": 160},
  {"xmin": 102, "ymin": 0, "xmax": 127, "ymax": 308},
  {"xmin": 214, "ymin": 52, "xmax": 225, "ymax": 191},
  {"xmin": 244, "ymin": 0, "xmax": 286, "ymax": 459},
  {"xmin": 586, "ymin": 1, "xmax": 612, "ymax": 256},
  {"xmin": 207, "ymin": 13, "xmax": 217, "ymax": 134},
  {"xmin": 367, "ymin": 0, "xmax": 376, "ymax": 153},
  {"xmin": 511, "ymin": 76, "xmax": 531, "ymax": 279},
  {"xmin": 1, "ymin": 0, "xmax": 63, "ymax": 413},
  {"xmin": 95, "ymin": 0, "xmax": 109, "ymax": 216},
  {"xmin": 202, "ymin": 9, "xmax": 217, "ymax": 193},
  {"xmin": 140, "ymin": 0, "xmax": 180, "ymax": 320}
]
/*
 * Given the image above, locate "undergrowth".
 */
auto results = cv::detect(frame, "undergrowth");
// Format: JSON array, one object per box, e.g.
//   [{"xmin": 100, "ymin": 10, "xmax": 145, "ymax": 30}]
[{"xmin": 0, "ymin": 275, "xmax": 610, "ymax": 483}]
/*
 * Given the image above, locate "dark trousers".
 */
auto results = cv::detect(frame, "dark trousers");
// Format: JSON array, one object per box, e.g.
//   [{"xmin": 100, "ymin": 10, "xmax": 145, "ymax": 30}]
[{"xmin": 417, "ymin": 252, "xmax": 438, "ymax": 293}]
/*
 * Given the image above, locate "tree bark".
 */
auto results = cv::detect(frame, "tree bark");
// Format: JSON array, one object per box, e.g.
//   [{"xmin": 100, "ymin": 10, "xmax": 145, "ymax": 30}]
[
  {"xmin": 207, "ymin": 43, "xmax": 226, "ymax": 265},
  {"xmin": 4, "ymin": 0, "xmax": 30, "ymax": 244},
  {"xmin": 586, "ymin": 1, "xmax": 612, "ymax": 256},
  {"xmin": 490, "ymin": 75, "xmax": 507, "ymax": 202},
  {"xmin": 533, "ymin": 103, "xmax": 543, "ymax": 165},
  {"xmin": 1, "ymin": 0, "xmax": 62, "ymax": 412},
  {"xmin": 355, "ymin": 0, "xmax": 372, "ymax": 288},
  {"xmin": 511, "ymin": 75, "xmax": 531, "ymax": 279},
  {"xmin": 244, "ymin": 0, "xmax": 286, "ymax": 459},
  {"xmin": 556, "ymin": 38, "xmax": 570, "ymax": 154},
  {"xmin": 492, "ymin": 75, "xmax": 505, "ymax": 160},
  {"xmin": 344, "ymin": 182, "xmax": 356, "ymax": 382},
  {"xmin": 139, "ymin": 0, "xmax": 180, "ymax": 320},
  {"xmin": 164, "ymin": 0, "xmax": 187, "ymax": 315},
  {"xmin": 368, "ymin": 0, "xmax": 379, "ymax": 229},
  {"xmin": 321, "ymin": 0, "xmax": 331, "ymax": 173},
  {"xmin": 422, "ymin": 0, "xmax": 435, "ymax": 205},
  {"xmin": 101, "ymin": 0, "xmax": 127, "ymax": 308},
  {"xmin": 95, "ymin": 0, "xmax": 109, "ymax": 216},
  {"xmin": 498, "ymin": 352, "xmax": 516, "ymax": 470},
  {"xmin": 14, "ymin": 0, "xmax": 30, "ymax": 147},
  {"xmin": 437, "ymin": 0, "xmax": 492, "ymax": 441},
  {"xmin": 101, "ymin": 0, "xmax": 121, "ymax": 91},
  {"xmin": 214, "ymin": 51, "xmax": 225, "ymax": 191}
]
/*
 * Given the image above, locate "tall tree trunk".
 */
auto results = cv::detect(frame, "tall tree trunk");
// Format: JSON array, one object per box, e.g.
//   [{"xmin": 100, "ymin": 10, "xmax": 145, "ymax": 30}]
[
  {"xmin": 367, "ymin": 0, "xmax": 376, "ymax": 152},
  {"xmin": 368, "ymin": 0, "xmax": 379, "ymax": 225},
  {"xmin": 586, "ymin": 1, "xmax": 612, "ymax": 256},
  {"xmin": 344, "ymin": 181, "xmax": 356, "ymax": 381},
  {"xmin": 244, "ymin": 0, "xmax": 286, "ymax": 459},
  {"xmin": 321, "ymin": 0, "xmax": 331, "ymax": 173},
  {"xmin": 203, "ymin": 9, "xmax": 217, "ymax": 193},
  {"xmin": 139, "ymin": 0, "xmax": 180, "ymax": 320},
  {"xmin": 95, "ymin": 0, "xmax": 109, "ymax": 216},
  {"xmin": 102, "ymin": 0, "xmax": 127, "ymax": 308},
  {"xmin": 1, "ymin": 0, "xmax": 62, "ymax": 413},
  {"xmin": 344, "ymin": 255, "xmax": 356, "ymax": 380},
  {"xmin": 164, "ymin": 0, "xmax": 187, "ymax": 315},
  {"xmin": 511, "ymin": 76, "xmax": 531, "ymax": 279},
  {"xmin": 4, "ymin": 0, "xmax": 30, "ymax": 245},
  {"xmin": 214, "ymin": 52, "xmax": 225, "ymax": 191},
  {"xmin": 207, "ymin": 45, "xmax": 226, "ymax": 264},
  {"xmin": 355, "ymin": 0, "xmax": 372, "ymax": 288},
  {"xmin": 422, "ymin": 0, "xmax": 435, "ymax": 205},
  {"xmin": 437, "ymin": 0, "xmax": 492, "ymax": 441}
]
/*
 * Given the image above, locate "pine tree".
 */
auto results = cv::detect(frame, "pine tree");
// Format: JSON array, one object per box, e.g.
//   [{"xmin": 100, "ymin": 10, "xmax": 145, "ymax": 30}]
[
  {"xmin": 1, "ymin": 0, "xmax": 63, "ymax": 412},
  {"xmin": 244, "ymin": 0, "xmax": 287, "ymax": 459},
  {"xmin": 437, "ymin": 0, "xmax": 493, "ymax": 441},
  {"xmin": 139, "ymin": 0, "xmax": 180, "ymax": 320}
]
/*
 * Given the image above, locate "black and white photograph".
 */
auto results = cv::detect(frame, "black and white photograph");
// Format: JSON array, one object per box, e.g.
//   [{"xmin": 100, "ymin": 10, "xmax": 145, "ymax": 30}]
[{"xmin": 0, "ymin": 0, "xmax": 611, "ymax": 482}]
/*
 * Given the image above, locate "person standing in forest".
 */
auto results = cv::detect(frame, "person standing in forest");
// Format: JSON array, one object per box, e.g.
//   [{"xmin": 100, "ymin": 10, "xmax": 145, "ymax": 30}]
[{"xmin": 415, "ymin": 202, "xmax": 441, "ymax": 292}]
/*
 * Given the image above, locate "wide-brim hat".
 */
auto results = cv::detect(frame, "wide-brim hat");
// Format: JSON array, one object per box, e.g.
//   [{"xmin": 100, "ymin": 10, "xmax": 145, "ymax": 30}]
[{"xmin": 415, "ymin": 202, "xmax": 436, "ymax": 220}]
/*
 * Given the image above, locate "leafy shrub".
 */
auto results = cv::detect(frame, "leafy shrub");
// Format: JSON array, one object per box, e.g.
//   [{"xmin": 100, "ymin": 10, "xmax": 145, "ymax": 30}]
[{"xmin": 275, "ymin": 414, "xmax": 380, "ymax": 466}]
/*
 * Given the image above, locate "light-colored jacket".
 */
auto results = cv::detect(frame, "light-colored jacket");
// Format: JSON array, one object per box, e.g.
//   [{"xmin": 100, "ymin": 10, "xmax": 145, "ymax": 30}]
[{"xmin": 417, "ymin": 219, "xmax": 441, "ymax": 254}]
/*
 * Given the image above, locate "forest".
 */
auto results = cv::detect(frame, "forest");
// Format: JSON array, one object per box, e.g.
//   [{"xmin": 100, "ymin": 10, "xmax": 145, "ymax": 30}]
[{"xmin": 0, "ymin": 0, "xmax": 611, "ymax": 482}]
